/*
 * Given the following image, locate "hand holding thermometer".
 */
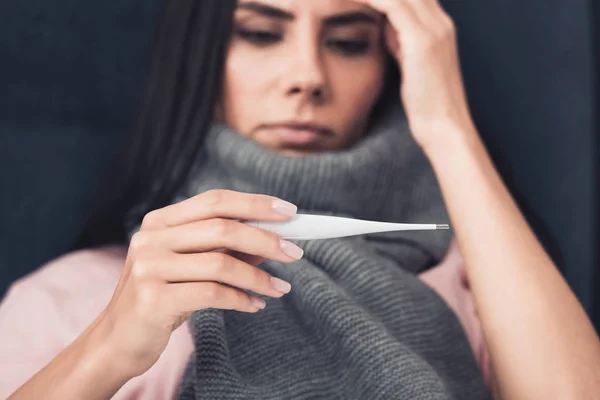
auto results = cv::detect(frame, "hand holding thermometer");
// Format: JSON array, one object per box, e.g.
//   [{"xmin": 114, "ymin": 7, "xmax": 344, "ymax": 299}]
[{"xmin": 245, "ymin": 214, "xmax": 450, "ymax": 240}]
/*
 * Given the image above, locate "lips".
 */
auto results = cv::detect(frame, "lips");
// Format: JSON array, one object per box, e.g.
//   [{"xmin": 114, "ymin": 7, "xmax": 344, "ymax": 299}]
[{"xmin": 260, "ymin": 122, "xmax": 333, "ymax": 147}]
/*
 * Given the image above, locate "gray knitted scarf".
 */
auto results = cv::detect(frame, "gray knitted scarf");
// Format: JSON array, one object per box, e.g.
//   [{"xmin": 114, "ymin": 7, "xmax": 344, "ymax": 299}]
[{"xmin": 171, "ymin": 103, "xmax": 489, "ymax": 399}]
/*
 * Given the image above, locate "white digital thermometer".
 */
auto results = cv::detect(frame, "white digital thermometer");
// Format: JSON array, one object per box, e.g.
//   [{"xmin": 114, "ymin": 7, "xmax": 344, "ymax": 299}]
[{"xmin": 245, "ymin": 214, "xmax": 450, "ymax": 240}]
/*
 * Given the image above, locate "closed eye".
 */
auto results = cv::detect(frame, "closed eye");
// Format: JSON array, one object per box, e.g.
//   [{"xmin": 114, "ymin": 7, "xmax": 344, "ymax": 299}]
[
  {"xmin": 327, "ymin": 38, "xmax": 370, "ymax": 56},
  {"xmin": 236, "ymin": 28, "xmax": 282, "ymax": 45}
]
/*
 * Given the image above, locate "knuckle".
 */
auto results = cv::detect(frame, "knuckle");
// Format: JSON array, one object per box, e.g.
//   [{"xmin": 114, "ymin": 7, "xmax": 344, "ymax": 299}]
[
  {"xmin": 251, "ymin": 230, "xmax": 279, "ymax": 256},
  {"xmin": 208, "ymin": 218, "xmax": 232, "ymax": 239},
  {"xmin": 201, "ymin": 189, "xmax": 227, "ymax": 208},
  {"xmin": 129, "ymin": 231, "xmax": 152, "ymax": 255},
  {"xmin": 202, "ymin": 282, "xmax": 223, "ymax": 301},
  {"xmin": 437, "ymin": 17, "xmax": 456, "ymax": 38},
  {"xmin": 443, "ymin": 15, "xmax": 456, "ymax": 31},
  {"xmin": 141, "ymin": 210, "xmax": 162, "ymax": 230},
  {"xmin": 446, "ymin": 25, "xmax": 456, "ymax": 40},
  {"xmin": 253, "ymin": 268, "xmax": 271, "ymax": 289},
  {"xmin": 208, "ymin": 253, "xmax": 231, "ymax": 276},
  {"xmin": 266, "ymin": 231, "xmax": 283, "ymax": 251},
  {"xmin": 131, "ymin": 257, "xmax": 155, "ymax": 281},
  {"xmin": 440, "ymin": 26, "xmax": 453, "ymax": 40},
  {"xmin": 238, "ymin": 291, "xmax": 252, "ymax": 308},
  {"xmin": 250, "ymin": 194, "xmax": 271, "ymax": 210}
]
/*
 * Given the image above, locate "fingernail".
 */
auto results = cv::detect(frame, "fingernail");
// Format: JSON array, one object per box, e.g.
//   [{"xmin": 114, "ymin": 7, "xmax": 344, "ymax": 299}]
[
  {"xmin": 250, "ymin": 297, "xmax": 266, "ymax": 310},
  {"xmin": 272, "ymin": 199, "xmax": 297, "ymax": 217},
  {"xmin": 270, "ymin": 277, "xmax": 292, "ymax": 294},
  {"xmin": 280, "ymin": 240, "xmax": 304, "ymax": 260}
]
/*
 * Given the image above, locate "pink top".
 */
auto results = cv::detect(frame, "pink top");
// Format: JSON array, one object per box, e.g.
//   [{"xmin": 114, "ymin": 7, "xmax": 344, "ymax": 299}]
[{"xmin": 0, "ymin": 243, "xmax": 488, "ymax": 399}]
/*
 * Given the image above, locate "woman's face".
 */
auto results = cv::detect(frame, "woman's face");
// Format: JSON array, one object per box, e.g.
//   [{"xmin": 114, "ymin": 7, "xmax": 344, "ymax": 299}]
[{"xmin": 219, "ymin": 0, "xmax": 387, "ymax": 155}]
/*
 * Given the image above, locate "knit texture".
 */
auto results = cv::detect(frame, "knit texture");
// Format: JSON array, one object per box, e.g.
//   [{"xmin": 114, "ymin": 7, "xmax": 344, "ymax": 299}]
[{"xmin": 172, "ymin": 102, "xmax": 489, "ymax": 399}]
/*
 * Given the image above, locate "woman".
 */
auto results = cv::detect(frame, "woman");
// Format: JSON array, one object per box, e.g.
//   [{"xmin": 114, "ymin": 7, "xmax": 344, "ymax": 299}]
[{"xmin": 3, "ymin": 0, "xmax": 600, "ymax": 399}]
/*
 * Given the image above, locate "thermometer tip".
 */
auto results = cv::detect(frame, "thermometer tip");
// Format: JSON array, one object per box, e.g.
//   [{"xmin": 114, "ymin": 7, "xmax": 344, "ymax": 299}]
[{"xmin": 436, "ymin": 224, "xmax": 450, "ymax": 230}]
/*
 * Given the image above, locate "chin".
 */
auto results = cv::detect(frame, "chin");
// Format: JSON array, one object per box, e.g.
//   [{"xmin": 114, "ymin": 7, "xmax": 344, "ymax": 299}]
[
  {"xmin": 278, "ymin": 148, "xmax": 313, "ymax": 157},
  {"xmin": 256, "ymin": 138, "xmax": 326, "ymax": 156}
]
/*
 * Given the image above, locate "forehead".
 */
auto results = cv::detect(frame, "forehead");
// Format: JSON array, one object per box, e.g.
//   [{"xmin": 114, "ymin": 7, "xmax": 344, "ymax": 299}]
[{"xmin": 236, "ymin": 0, "xmax": 378, "ymax": 18}]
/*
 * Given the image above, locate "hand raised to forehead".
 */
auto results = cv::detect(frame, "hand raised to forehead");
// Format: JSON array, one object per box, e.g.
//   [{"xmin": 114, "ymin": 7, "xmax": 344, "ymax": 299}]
[{"xmin": 351, "ymin": 0, "xmax": 474, "ymax": 150}]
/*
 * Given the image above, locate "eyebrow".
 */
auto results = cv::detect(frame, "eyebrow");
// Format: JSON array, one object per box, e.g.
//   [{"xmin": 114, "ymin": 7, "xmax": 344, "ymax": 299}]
[
  {"xmin": 237, "ymin": 2, "xmax": 294, "ymax": 20},
  {"xmin": 324, "ymin": 12, "xmax": 380, "ymax": 27},
  {"xmin": 237, "ymin": 2, "xmax": 381, "ymax": 26}
]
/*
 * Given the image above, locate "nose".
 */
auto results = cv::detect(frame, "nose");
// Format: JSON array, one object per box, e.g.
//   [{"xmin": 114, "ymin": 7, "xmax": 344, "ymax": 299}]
[
  {"xmin": 286, "ymin": 42, "xmax": 328, "ymax": 104},
  {"xmin": 288, "ymin": 84, "xmax": 324, "ymax": 102}
]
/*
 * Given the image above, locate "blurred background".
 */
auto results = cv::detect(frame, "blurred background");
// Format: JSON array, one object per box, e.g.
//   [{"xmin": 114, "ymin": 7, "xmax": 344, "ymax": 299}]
[{"xmin": 0, "ymin": 0, "xmax": 598, "ymax": 328}]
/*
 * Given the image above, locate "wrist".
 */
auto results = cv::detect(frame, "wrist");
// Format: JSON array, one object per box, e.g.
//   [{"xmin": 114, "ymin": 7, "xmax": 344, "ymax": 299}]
[
  {"xmin": 10, "ymin": 312, "xmax": 139, "ymax": 400},
  {"xmin": 417, "ymin": 117, "xmax": 481, "ymax": 164},
  {"xmin": 78, "ymin": 312, "xmax": 139, "ymax": 392}
]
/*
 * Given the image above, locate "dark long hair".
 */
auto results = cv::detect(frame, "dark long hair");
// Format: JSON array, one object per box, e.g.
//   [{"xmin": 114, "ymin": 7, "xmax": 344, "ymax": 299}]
[{"xmin": 76, "ymin": 0, "xmax": 236, "ymax": 247}]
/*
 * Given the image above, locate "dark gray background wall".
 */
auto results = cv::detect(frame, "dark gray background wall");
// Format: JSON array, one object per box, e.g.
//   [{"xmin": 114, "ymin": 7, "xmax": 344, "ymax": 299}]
[
  {"xmin": 1, "ymin": 0, "xmax": 598, "ymax": 326},
  {"xmin": 0, "ymin": 0, "xmax": 161, "ymax": 292},
  {"xmin": 592, "ymin": 0, "xmax": 600, "ymax": 328},
  {"xmin": 444, "ymin": 0, "xmax": 598, "ymax": 322}
]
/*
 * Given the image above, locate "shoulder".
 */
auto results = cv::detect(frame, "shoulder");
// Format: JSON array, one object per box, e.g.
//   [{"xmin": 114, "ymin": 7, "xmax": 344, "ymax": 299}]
[
  {"xmin": 8, "ymin": 245, "xmax": 127, "ymax": 297},
  {"xmin": 0, "ymin": 246, "xmax": 128, "ymax": 398},
  {"xmin": 0, "ymin": 245, "xmax": 128, "ymax": 340}
]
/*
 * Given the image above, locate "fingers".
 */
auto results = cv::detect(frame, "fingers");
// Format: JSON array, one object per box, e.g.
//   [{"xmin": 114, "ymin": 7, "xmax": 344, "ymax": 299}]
[
  {"xmin": 214, "ymin": 248, "xmax": 267, "ymax": 267},
  {"xmin": 140, "ymin": 190, "xmax": 298, "ymax": 231},
  {"xmin": 410, "ymin": 0, "xmax": 456, "ymax": 38},
  {"xmin": 353, "ymin": 0, "xmax": 454, "ymax": 40},
  {"xmin": 355, "ymin": 0, "xmax": 423, "ymax": 37},
  {"xmin": 353, "ymin": 0, "xmax": 427, "ymax": 62},
  {"xmin": 226, "ymin": 250, "xmax": 267, "ymax": 267},
  {"xmin": 165, "ymin": 282, "xmax": 266, "ymax": 314},
  {"xmin": 150, "ymin": 218, "xmax": 304, "ymax": 262},
  {"xmin": 136, "ymin": 252, "xmax": 291, "ymax": 299},
  {"xmin": 407, "ymin": 0, "xmax": 444, "ymax": 31}
]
